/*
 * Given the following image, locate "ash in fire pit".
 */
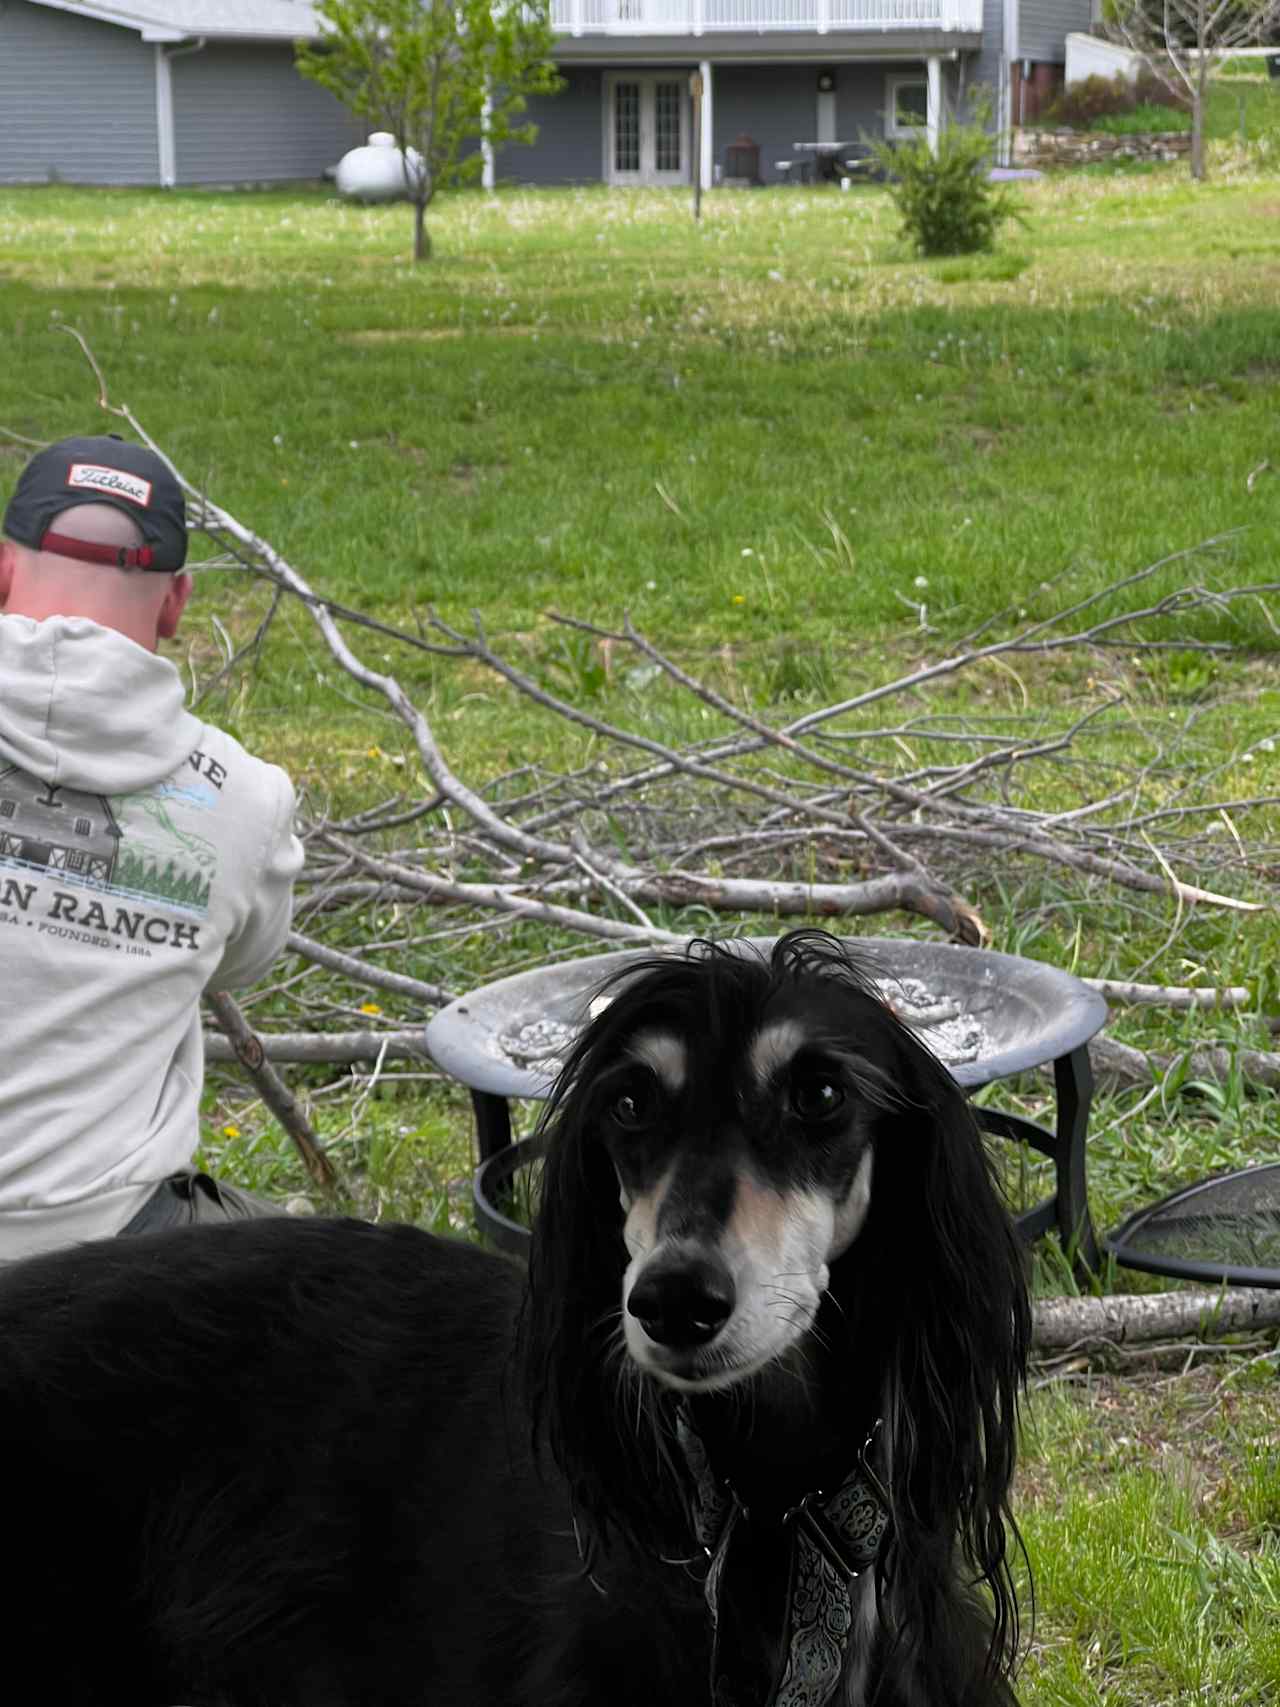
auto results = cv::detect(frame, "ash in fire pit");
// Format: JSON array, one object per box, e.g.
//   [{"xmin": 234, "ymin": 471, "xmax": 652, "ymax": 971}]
[
  {"xmin": 498, "ymin": 977, "xmax": 991, "ymax": 1080},
  {"xmin": 881, "ymin": 976, "xmax": 991, "ymax": 1067},
  {"xmin": 497, "ymin": 1018, "xmax": 579, "ymax": 1075}
]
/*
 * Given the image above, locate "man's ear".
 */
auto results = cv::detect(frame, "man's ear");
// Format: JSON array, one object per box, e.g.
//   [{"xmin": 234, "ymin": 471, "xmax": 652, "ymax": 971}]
[
  {"xmin": 156, "ymin": 571, "xmax": 193, "ymax": 641},
  {"xmin": 0, "ymin": 539, "xmax": 14, "ymax": 608}
]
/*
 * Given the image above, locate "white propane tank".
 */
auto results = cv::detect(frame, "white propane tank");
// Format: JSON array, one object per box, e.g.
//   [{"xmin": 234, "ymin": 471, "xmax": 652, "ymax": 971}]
[{"xmin": 334, "ymin": 132, "xmax": 424, "ymax": 203}]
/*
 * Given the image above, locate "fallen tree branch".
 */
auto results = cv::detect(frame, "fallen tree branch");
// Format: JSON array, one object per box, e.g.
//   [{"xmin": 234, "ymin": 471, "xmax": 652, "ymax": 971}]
[
  {"xmin": 204, "ymin": 1028, "xmax": 432, "ymax": 1065},
  {"xmin": 1032, "ymin": 1286, "xmax": 1280, "ymax": 1351},
  {"xmin": 204, "ymin": 992, "xmax": 339, "ymax": 1190},
  {"xmin": 1083, "ymin": 978, "xmax": 1255, "ymax": 1010},
  {"xmin": 286, "ymin": 930, "xmax": 453, "ymax": 1008},
  {"xmin": 1085, "ymin": 1034, "xmax": 1280, "ymax": 1092}
]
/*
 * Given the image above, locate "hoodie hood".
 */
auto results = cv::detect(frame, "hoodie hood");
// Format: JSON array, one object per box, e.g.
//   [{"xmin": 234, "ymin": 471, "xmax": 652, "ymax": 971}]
[{"xmin": 0, "ymin": 613, "xmax": 203, "ymax": 795}]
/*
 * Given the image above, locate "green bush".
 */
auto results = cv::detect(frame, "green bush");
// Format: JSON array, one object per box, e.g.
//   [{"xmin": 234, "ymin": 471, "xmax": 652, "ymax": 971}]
[
  {"xmin": 872, "ymin": 118, "xmax": 1022, "ymax": 258},
  {"xmin": 1041, "ymin": 70, "xmax": 1190, "ymax": 130}
]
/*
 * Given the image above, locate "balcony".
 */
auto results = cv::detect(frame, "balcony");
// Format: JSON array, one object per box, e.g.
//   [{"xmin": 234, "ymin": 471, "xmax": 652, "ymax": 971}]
[{"xmin": 550, "ymin": 0, "xmax": 983, "ymax": 34}]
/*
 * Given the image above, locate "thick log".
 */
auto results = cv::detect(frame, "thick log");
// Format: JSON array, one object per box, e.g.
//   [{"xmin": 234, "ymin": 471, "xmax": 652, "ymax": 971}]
[{"xmin": 1033, "ymin": 1286, "xmax": 1280, "ymax": 1351}]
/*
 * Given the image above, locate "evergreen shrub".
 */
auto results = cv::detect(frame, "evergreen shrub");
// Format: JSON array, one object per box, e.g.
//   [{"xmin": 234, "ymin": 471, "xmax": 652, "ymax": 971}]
[{"xmin": 872, "ymin": 117, "xmax": 1022, "ymax": 258}]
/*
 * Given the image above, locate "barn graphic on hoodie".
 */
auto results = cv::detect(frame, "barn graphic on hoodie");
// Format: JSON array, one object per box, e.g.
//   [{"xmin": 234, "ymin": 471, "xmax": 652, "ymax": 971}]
[
  {"xmin": 0, "ymin": 764, "xmax": 214, "ymax": 914},
  {"xmin": 0, "ymin": 768, "xmax": 121, "ymax": 883}
]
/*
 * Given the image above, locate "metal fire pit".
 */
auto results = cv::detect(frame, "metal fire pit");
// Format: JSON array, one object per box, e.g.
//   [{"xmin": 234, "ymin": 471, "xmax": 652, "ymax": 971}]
[{"xmin": 424, "ymin": 937, "xmax": 1107, "ymax": 1264}]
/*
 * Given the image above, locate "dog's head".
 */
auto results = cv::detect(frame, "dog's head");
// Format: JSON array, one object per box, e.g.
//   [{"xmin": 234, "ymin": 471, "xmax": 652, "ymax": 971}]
[{"xmin": 583, "ymin": 934, "xmax": 902, "ymax": 1392}]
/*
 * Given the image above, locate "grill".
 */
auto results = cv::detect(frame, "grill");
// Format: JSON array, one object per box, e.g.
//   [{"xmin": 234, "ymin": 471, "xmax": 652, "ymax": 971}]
[{"xmin": 723, "ymin": 134, "xmax": 761, "ymax": 185}]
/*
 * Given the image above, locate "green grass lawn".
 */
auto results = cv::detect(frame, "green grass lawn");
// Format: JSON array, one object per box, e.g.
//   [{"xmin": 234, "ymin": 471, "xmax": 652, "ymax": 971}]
[{"xmin": 2, "ymin": 145, "xmax": 1279, "ymax": 1706}]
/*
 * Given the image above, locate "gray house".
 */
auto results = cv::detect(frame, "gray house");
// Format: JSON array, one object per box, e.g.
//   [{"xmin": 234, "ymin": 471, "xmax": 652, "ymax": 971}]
[
  {"xmin": 505, "ymin": 0, "xmax": 1097, "ymax": 187},
  {"xmin": 0, "ymin": 0, "xmax": 359, "ymax": 187},
  {"xmin": 0, "ymin": 0, "xmax": 1091, "ymax": 191}
]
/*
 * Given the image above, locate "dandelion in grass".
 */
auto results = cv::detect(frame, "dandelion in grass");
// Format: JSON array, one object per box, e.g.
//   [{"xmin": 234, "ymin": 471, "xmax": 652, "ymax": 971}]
[
  {"xmin": 360, "ymin": 1003, "xmax": 383, "ymax": 1016},
  {"xmin": 222, "ymin": 1124, "xmax": 241, "ymax": 1139}
]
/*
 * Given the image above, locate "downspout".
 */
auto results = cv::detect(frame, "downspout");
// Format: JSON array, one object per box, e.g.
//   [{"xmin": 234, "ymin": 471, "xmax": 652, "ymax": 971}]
[
  {"xmin": 155, "ymin": 36, "xmax": 207, "ymax": 189},
  {"xmin": 699, "ymin": 59, "xmax": 713, "ymax": 192},
  {"xmin": 925, "ymin": 55, "xmax": 942, "ymax": 156}
]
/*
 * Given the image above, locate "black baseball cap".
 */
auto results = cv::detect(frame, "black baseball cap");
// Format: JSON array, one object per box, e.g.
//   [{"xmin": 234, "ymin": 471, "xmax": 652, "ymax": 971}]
[{"xmin": 2, "ymin": 433, "xmax": 187, "ymax": 571}]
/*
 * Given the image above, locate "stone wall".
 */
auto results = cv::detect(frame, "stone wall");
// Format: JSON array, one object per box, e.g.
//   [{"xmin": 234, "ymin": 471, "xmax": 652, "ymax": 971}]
[{"xmin": 1012, "ymin": 128, "xmax": 1192, "ymax": 167}]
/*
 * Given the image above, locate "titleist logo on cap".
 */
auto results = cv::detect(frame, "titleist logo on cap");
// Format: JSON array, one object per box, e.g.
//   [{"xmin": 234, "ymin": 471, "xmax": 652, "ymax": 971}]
[{"xmin": 66, "ymin": 462, "xmax": 153, "ymax": 508}]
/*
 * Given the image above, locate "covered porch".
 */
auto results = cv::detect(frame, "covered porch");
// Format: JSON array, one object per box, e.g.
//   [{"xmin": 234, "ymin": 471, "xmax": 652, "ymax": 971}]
[
  {"xmin": 504, "ymin": 50, "xmax": 968, "ymax": 187},
  {"xmin": 535, "ymin": 0, "xmax": 979, "ymax": 188}
]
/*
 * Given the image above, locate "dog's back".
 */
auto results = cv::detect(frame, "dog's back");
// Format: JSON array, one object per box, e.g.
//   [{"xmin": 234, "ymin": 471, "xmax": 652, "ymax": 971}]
[{"xmin": 0, "ymin": 1217, "xmax": 704, "ymax": 1707}]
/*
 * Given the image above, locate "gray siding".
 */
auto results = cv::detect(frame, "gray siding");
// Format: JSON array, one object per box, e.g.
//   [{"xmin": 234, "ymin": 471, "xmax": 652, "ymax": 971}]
[
  {"xmin": 970, "ymin": 0, "xmax": 1006, "ymax": 118},
  {"xmin": 1019, "ymin": 0, "xmax": 1093, "ymax": 62},
  {"xmin": 713, "ymin": 64, "xmax": 817, "ymax": 186},
  {"xmin": 173, "ymin": 44, "xmax": 362, "ymax": 185},
  {"xmin": 0, "ymin": 2, "xmax": 158, "ymax": 186},
  {"xmin": 498, "ymin": 68, "xmax": 603, "ymax": 185}
]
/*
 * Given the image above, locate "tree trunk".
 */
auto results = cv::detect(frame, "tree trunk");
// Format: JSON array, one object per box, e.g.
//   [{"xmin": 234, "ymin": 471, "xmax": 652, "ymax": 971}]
[
  {"xmin": 1191, "ymin": 51, "xmax": 1208, "ymax": 182},
  {"xmin": 413, "ymin": 199, "xmax": 432, "ymax": 263}
]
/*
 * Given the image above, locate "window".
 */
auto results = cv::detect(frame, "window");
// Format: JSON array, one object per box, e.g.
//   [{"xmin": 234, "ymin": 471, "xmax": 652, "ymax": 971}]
[
  {"xmin": 886, "ymin": 76, "xmax": 929, "ymax": 140},
  {"xmin": 0, "ymin": 799, "xmax": 14, "ymax": 819},
  {"xmin": 75, "ymin": 816, "xmax": 92, "ymax": 837},
  {"xmin": 614, "ymin": 82, "xmax": 640, "ymax": 175},
  {"xmin": 654, "ymin": 82, "xmax": 682, "ymax": 174}
]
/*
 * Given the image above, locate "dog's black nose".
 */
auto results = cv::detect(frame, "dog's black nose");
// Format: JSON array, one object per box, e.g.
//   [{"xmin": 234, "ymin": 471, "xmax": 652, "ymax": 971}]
[{"xmin": 627, "ymin": 1259, "xmax": 735, "ymax": 1348}]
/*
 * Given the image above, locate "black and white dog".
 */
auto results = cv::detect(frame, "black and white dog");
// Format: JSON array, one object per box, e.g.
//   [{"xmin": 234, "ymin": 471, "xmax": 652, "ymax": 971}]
[{"xmin": 0, "ymin": 930, "xmax": 1029, "ymax": 1706}]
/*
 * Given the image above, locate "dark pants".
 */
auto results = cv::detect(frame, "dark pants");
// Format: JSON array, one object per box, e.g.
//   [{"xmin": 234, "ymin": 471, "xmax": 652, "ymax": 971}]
[{"xmin": 119, "ymin": 1171, "xmax": 285, "ymax": 1236}]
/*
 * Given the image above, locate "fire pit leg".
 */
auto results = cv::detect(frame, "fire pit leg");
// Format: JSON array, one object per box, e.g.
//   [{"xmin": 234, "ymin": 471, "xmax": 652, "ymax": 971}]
[
  {"xmin": 471, "ymin": 1090, "xmax": 513, "ymax": 1166},
  {"xmin": 978, "ymin": 1043, "xmax": 1100, "ymax": 1278},
  {"xmin": 1052, "ymin": 1044, "xmax": 1101, "ymax": 1274}
]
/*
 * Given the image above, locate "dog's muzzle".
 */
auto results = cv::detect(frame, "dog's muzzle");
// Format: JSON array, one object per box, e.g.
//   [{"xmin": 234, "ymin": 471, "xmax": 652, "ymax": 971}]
[{"xmin": 626, "ymin": 1252, "xmax": 735, "ymax": 1350}]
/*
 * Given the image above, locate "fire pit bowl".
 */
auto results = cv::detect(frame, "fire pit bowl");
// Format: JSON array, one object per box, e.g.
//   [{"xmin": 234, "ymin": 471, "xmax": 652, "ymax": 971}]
[{"xmin": 424, "ymin": 936, "xmax": 1107, "ymax": 1262}]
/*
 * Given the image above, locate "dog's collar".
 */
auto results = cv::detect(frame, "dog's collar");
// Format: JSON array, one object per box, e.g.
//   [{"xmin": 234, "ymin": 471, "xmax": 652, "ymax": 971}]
[{"xmin": 677, "ymin": 1410, "xmax": 891, "ymax": 1707}]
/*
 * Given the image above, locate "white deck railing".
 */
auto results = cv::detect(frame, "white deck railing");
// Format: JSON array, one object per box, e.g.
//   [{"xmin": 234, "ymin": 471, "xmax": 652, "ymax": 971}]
[{"xmin": 551, "ymin": 0, "xmax": 983, "ymax": 34}]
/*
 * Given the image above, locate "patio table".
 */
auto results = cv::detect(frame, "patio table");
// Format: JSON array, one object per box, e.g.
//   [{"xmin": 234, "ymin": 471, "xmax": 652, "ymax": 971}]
[{"xmin": 791, "ymin": 141, "xmax": 868, "ymax": 182}]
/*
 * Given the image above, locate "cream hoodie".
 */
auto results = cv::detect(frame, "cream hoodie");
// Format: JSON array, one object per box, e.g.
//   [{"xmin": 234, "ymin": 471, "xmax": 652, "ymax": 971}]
[{"xmin": 0, "ymin": 614, "xmax": 303, "ymax": 1257}]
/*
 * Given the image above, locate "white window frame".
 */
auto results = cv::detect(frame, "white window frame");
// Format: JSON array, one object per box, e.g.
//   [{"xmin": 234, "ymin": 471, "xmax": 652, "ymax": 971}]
[{"xmin": 885, "ymin": 74, "xmax": 929, "ymax": 140}]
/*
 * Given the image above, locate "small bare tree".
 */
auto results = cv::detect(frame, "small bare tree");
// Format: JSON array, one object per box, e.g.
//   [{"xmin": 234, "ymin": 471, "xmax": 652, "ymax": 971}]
[
  {"xmin": 298, "ymin": 0, "xmax": 561, "ymax": 261},
  {"xmin": 1106, "ymin": 0, "xmax": 1280, "ymax": 178}
]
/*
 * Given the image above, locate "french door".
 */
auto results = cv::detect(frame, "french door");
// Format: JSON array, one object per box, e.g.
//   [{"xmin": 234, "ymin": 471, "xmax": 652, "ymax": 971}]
[{"xmin": 606, "ymin": 75, "xmax": 689, "ymax": 186}]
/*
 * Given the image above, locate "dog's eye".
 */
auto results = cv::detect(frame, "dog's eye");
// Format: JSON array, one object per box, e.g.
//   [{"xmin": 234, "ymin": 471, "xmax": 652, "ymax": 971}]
[
  {"xmin": 790, "ymin": 1072, "xmax": 845, "ymax": 1120},
  {"xmin": 610, "ymin": 1077, "xmax": 659, "ymax": 1131}
]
